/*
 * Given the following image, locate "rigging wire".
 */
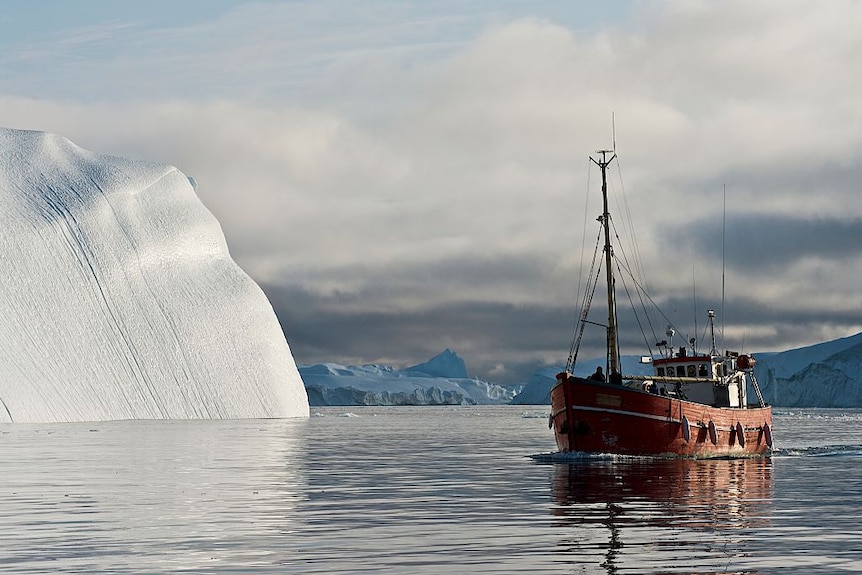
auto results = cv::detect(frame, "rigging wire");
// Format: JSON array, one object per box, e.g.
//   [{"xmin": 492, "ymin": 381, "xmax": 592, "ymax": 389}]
[
  {"xmin": 567, "ymin": 139, "xmax": 698, "ymax": 372},
  {"xmin": 573, "ymin": 159, "xmax": 593, "ymax": 333},
  {"xmin": 608, "ymin": 215, "xmax": 661, "ymax": 352},
  {"xmin": 566, "ymin": 159, "xmax": 595, "ymax": 369},
  {"xmin": 699, "ymin": 319, "xmax": 710, "ymax": 354},
  {"xmin": 567, "ymin": 258, "xmax": 603, "ymax": 372},
  {"xmin": 612, "ymin": 246, "xmax": 678, "ymax": 343},
  {"xmin": 567, "ymin": 226, "xmax": 604, "ymax": 371},
  {"xmin": 564, "ymin": 140, "xmax": 748, "ymax": 374},
  {"xmin": 614, "ymin": 254, "xmax": 655, "ymax": 359},
  {"xmin": 611, "ymin": 154, "xmax": 650, "ymax": 294}
]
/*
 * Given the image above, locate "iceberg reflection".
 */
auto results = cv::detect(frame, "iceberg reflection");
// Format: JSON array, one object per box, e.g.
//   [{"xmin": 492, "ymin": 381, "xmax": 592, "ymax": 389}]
[{"xmin": 0, "ymin": 419, "xmax": 308, "ymax": 572}]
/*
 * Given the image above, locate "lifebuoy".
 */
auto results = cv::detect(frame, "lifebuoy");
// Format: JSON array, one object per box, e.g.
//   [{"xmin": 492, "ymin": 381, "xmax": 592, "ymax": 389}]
[
  {"xmin": 764, "ymin": 422, "xmax": 773, "ymax": 447},
  {"xmin": 708, "ymin": 420, "xmax": 717, "ymax": 445},
  {"xmin": 735, "ymin": 421, "xmax": 745, "ymax": 448},
  {"xmin": 681, "ymin": 415, "xmax": 690, "ymax": 442}
]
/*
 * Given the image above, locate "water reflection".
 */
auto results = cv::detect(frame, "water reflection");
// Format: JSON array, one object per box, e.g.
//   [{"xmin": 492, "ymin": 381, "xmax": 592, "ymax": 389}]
[
  {"xmin": 0, "ymin": 419, "xmax": 309, "ymax": 573},
  {"xmin": 549, "ymin": 458, "xmax": 774, "ymax": 574}
]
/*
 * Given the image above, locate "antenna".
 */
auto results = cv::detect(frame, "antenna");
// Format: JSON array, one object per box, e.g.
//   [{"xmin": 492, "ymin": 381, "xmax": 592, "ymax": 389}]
[
  {"xmin": 721, "ymin": 184, "xmax": 726, "ymax": 339},
  {"xmin": 612, "ymin": 111, "xmax": 617, "ymax": 153},
  {"xmin": 692, "ymin": 267, "xmax": 697, "ymax": 354}
]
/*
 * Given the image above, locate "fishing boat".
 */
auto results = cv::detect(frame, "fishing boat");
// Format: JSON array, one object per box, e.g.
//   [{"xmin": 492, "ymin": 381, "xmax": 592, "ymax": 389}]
[{"xmin": 549, "ymin": 150, "xmax": 772, "ymax": 458}]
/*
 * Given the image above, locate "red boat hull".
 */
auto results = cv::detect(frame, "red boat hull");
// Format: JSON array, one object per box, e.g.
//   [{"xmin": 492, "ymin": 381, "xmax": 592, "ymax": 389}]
[{"xmin": 550, "ymin": 374, "xmax": 773, "ymax": 458}]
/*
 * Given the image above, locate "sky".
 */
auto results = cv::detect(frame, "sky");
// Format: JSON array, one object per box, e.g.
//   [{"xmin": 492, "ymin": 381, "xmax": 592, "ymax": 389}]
[{"xmin": 2, "ymin": 0, "xmax": 862, "ymax": 384}]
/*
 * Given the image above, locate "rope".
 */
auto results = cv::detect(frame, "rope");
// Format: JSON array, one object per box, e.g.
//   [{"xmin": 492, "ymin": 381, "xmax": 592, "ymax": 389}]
[
  {"xmin": 612, "ymin": 251, "xmax": 677, "ymax": 341},
  {"xmin": 566, "ymin": 227, "xmax": 603, "ymax": 372},
  {"xmin": 609, "ymin": 216, "xmax": 662, "ymax": 350},
  {"xmin": 615, "ymin": 255, "xmax": 655, "ymax": 360}
]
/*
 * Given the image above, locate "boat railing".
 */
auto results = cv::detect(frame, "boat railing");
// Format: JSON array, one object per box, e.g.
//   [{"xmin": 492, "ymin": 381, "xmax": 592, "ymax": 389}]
[
  {"xmin": 624, "ymin": 374, "xmax": 716, "ymax": 385},
  {"xmin": 749, "ymin": 371, "xmax": 767, "ymax": 408}
]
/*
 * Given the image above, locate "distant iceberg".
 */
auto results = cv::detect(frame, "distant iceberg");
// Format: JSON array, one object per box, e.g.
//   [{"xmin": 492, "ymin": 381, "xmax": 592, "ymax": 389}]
[
  {"xmin": 0, "ymin": 127, "xmax": 308, "ymax": 422},
  {"xmin": 300, "ymin": 349, "xmax": 516, "ymax": 406},
  {"xmin": 403, "ymin": 348, "xmax": 469, "ymax": 378},
  {"xmin": 755, "ymin": 333, "xmax": 862, "ymax": 407}
]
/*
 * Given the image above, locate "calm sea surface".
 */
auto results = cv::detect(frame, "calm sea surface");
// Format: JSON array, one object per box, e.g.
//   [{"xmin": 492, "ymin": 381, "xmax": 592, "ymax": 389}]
[{"xmin": 0, "ymin": 407, "xmax": 860, "ymax": 574}]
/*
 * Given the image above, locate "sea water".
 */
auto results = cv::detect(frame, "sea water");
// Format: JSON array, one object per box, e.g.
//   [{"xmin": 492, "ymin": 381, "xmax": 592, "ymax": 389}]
[{"xmin": 0, "ymin": 407, "xmax": 859, "ymax": 574}]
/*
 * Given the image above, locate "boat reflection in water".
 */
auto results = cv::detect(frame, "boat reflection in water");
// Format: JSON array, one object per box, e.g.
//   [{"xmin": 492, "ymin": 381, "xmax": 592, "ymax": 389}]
[{"xmin": 548, "ymin": 457, "xmax": 774, "ymax": 574}]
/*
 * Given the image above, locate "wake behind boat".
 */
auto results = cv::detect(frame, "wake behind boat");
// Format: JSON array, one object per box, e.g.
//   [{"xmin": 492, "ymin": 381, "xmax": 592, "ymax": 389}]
[{"xmin": 549, "ymin": 150, "xmax": 772, "ymax": 458}]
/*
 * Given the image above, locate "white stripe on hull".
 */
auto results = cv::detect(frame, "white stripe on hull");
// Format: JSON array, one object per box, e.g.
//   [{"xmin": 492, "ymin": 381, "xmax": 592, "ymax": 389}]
[{"xmin": 570, "ymin": 404, "xmax": 682, "ymax": 424}]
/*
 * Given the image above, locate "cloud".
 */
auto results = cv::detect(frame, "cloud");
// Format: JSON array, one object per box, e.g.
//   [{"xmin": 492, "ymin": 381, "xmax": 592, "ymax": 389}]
[
  {"xmin": 262, "ymin": 280, "xmax": 576, "ymax": 384},
  {"xmin": 2, "ymin": 1, "xmax": 862, "ymax": 382}
]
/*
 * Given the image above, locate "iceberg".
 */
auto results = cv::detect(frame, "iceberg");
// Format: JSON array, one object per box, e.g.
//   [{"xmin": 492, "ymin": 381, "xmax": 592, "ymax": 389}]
[
  {"xmin": 755, "ymin": 333, "xmax": 862, "ymax": 407},
  {"xmin": 300, "ymin": 350, "xmax": 516, "ymax": 406},
  {"xmin": 0, "ymin": 127, "xmax": 309, "ymax": 422},
  {"xmin": 403, "ymin": 348, "xmax": 469, "ymax": 378}
]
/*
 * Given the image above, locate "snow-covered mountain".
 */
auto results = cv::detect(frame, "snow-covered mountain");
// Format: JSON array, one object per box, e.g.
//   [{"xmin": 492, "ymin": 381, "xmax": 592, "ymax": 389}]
[
  {"xmin": 0, "ymin": 127, "xmax": 308, "ymax": 422},
  {"xmin": 300, "ymin": 349, "xmax": 515, "ymax": 406},
  {"xmin": 511, "ymin": 332, "xmax": 862, "ymax": 407}
]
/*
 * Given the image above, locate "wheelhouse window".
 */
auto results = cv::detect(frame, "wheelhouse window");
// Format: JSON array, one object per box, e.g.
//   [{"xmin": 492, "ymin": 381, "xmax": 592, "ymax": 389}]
[
  {"xmin": 656, "ymin": 367, "xmax": 665, "ymax": 376},
  {"xmin": 698, "ymin": 364, "xmax": 708, "ymax": 377},
  {"xmin": 687, "ymin": 365, "xmax": 696, "ymax": 377}
]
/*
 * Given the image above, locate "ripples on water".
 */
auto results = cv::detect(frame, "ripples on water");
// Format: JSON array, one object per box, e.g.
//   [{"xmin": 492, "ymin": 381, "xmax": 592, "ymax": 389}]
[{"xmin": 0, "ymin": 408, "xmax": 859, "ymax": 573}]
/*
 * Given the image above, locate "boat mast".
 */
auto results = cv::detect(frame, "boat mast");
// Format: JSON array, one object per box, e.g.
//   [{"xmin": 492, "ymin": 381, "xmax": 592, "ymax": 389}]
[
  {"xmin": 708, "ymin": 309, "xmax": 718, "ymax": 356},
  {"xmin": 591, "ymin": 150, "xmax": 618, "ymax": 376}
]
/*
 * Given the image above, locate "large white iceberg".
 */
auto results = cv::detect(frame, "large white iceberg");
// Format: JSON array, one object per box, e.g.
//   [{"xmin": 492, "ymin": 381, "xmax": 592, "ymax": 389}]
[{"xmin": 0, "ymin": 127, "xmax": 309, "ymax": 422}]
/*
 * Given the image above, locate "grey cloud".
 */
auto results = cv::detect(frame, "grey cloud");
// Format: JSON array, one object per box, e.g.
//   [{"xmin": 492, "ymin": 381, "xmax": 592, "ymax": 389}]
[
  {"xmin": 264, "ymin": 271, "xmax": 862, "ymax": 385},
  {"xmin": 665, "ymin": 214, "xmax": 862, "ymax": 272},
  {"xmin": 263, "ymin": 282, "xmax": 576, "ymax": 384}
]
